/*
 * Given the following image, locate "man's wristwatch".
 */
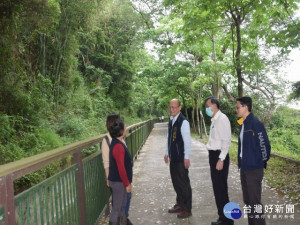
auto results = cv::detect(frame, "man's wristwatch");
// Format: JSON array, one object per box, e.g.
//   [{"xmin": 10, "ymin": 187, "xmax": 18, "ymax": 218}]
[{"xmin": 219, "ymin": 158, "xmax": 224, "ymax": 162}]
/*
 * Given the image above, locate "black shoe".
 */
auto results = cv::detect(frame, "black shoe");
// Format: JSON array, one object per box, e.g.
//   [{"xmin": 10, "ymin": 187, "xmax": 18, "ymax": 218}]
[
  {"xmin": 211, "ymin": 219, "xmax": 234, "ymax": 225},
  {"xmin": 127, "ymin": 218, "xmax": 133, "ymax": 225},
  {"xmin": 211, "ymin": 220, "xmax": 223, "ymax": 225}
]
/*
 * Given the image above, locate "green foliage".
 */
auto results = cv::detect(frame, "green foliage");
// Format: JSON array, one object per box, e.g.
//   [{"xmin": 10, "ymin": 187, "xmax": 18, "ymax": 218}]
[
  {"xmin": 0, "ymin": 143, "xmax": 24, "ymax": 165},
  {"xmin": 0, "ymin": 114, "xmax": 15, "ymax": 143},
  {"xmin": 57, "ymin": 114, "xmax": 86, "ymax": 139},
  {"xmin": 38, "ymin": 128, "xmax": 63, "ymax": 149},
  {"xmin": 0, "ymin": 0, "xmax": 160, "ymax": 194},
  {"xmin": 288, "ymin": 81, "xmax": 300, "ymax": 101},
  {"xmin": 162, "ymin": 0, "xmax": 299, "ymax": 109},
  {"xmin": 268, "ymin": 106, "xmax": 300, "ymax": 156},
  {"xmin": 269, "ymin": 129, "xmax": 300, "ymax": 155}
]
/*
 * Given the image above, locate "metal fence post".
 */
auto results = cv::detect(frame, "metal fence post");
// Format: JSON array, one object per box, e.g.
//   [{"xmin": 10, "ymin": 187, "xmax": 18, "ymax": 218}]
[
  {"xmin": 73, "ymin": 151, "xmax": 87, "ymax": 225},
  {"xmin": 0, "ymin": 175, "xmax": 16, "ymax": 225}
]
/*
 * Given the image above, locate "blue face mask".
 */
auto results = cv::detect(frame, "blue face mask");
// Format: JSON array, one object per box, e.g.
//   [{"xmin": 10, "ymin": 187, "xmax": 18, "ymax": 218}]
[{"xmin": 206, "ymin": 107, "xmax": 213, "ymax": 117}]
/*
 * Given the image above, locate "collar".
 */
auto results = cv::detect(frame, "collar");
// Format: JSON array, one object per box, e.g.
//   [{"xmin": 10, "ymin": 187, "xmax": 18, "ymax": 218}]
[
  {"xmin": 237, "ymin": 117, "xmax": 244, "ymax": 125},
  {"xmin": 243, "ymin": 112, "xmax": 253, "ymax": 123},
  {"xmin": 237, "ymin": 113, "xmax": 253, "ymax": 125},
  {"xmin": 211, "ymin": 110, "xmax": 221, "ymax": 122},
  {"xmin": 170, "ymin": 112, "xmax": 181, "ymax": 123}
]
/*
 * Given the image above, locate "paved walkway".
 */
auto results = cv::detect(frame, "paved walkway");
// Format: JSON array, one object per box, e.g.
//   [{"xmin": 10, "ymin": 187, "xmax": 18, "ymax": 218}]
[{"xmin": 127, "ymin": 123, "xmax": 299, "ymax": 225}]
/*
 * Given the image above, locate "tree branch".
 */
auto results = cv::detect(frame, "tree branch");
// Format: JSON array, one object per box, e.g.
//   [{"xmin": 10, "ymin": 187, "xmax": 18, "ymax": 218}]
[
  {"xmin": 222, "ymin": 84, "xmax": 235, "ymax": 103},
  {"xmin": 130, "ymin": 3, "xmax": 152, "ymax": 29},
  {"xmin": 242, "ymin": 78, "xmax": 274, "ymax": 103}
]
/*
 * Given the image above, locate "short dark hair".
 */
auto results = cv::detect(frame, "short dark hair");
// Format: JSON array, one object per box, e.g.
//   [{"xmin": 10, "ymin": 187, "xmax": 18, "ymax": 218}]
[
  {"xmin": 108, "ymin": 119, "xmax": 125, "ymax": 138},
  {"xmin": 106, "ymin": 114, "xmax": 120, "ymax": 130},
  {"xmin": 237, "ymin": 96, "xmax": 252, "ymax": 112},
  {"xmin": 204, "ymin": 96, "xmax": 220, "ymax": 109}
]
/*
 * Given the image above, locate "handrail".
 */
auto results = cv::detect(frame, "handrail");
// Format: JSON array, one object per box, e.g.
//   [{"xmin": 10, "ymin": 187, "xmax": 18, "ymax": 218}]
[
  {"xmin": 0, "ymin": 134, "xmax": 106, "ymax": 179},
  {"xmin": 0, "ymin": 120, "xmax": 150, "ymax": 179}
]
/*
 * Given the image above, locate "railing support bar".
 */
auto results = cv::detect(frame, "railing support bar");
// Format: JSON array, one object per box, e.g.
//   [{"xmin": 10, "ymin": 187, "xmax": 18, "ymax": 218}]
[
  {"xmin": 73, "ymin": 151, "xmax": 87, "ymax": 225},
  {"xmin": 0, "ymin": 175, "xmax": 16, "ymax": 225}
]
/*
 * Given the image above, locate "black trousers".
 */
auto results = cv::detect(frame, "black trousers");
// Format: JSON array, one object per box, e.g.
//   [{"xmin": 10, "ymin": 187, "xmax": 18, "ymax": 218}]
[
  {"xmin": 209, "ymin": 150, "xmax": 232, "ymax": 223},
  {"xmin": 170, "ymin": 161, "xmax": 192, "ymax": 211},
  {"xmin": 240, "ymin": 168, "xmax": 266, "ymax": 225}
]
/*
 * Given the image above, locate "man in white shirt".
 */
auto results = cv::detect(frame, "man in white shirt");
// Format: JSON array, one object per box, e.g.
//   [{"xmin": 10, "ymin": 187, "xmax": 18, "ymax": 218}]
[{"xmin": 205, "ymin": 96, "xmax": 233, "ymax": 225}]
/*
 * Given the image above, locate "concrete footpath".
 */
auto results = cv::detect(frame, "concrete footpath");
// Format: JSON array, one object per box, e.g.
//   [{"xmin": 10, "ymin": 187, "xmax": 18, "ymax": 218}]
[{"xmin": 99, "ymin": 122, "xmax": 299, "ymax": 224}]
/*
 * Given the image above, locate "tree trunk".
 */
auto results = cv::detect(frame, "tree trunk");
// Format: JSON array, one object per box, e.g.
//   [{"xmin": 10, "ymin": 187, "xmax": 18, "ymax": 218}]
[
  {"xmin": 234, "ymin": 15, "xmax": 243, "ymax": 97},
  {"xmin": 211, "ymin": 34, "xmax": 220, "ymax": 98},
  {"xmin": 40, "ymin": 33, "xmax": 46, "ymax": 76},
  {"xmin": 182, "ymin": 97, "xmax": 190, "ymax": 122},
  {"xmin": 199, "ymin": 86, "xmax": 203, "ymax": 139},
  {"xmin": 185, "ymin": 108, "xmax": 189, "ymax": 122},
  {"xmin": 196, "ymin": 94, "xmax": 201, "ymax": 136},
  {"xmin": 200, "ymin": 110, "xmax": 208, "ymax": 137},
  {"xmin": 191, "ymin": 100, "xmax": 196, "ymax": 133}
]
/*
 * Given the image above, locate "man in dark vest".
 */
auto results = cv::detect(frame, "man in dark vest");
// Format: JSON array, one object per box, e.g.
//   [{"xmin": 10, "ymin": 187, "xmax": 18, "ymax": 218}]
[{"xmin": 164, "ymin": 98, "xmax": 192, "ymax": 218}]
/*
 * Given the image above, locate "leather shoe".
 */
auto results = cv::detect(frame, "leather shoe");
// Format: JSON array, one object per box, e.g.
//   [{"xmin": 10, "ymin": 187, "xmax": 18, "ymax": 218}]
[
  {"xmin": 212, "ymin": 220, "xmax": 224, "ymax": 225},
  {"xmin": 211, "ymin": 219, "xmax": 234, "ymax": 225},
  {"xmin": 168, "ymin": 204, "xmax": 183, "ymax": 213},
  {"xmin": 127, "ymin": 218, "xmax": 133, "ymax": 225},
  {"xmin": 177, "ymin": 210, "xmax": 192, "ymax": 218}
]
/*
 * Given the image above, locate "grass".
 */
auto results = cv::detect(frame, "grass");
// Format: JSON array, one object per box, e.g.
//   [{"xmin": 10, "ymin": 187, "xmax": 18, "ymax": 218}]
[{"xmin": 270, "ymin": 148, "xmax": 300, "ymax": 161}]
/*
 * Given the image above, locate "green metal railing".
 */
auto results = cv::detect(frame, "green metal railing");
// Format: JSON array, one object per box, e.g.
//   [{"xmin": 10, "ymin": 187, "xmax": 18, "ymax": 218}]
[
  {"xmin": 14, "ymin": 165, "xmax": 81, "ymax": 225},
  {"xmin": 0, "ymin": 119, "xmax": 155, "ymax": 225}
]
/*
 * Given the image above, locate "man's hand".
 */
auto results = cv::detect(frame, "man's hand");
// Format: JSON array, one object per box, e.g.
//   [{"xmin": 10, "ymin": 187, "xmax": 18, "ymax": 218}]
[
  {"xmin": 164, "ymin": 155, "xmax": 169, "ymax": 164},
  {"xmin": 126, "ymin": 184, "xmax": 132, "ymax": 193},
  {"xmin": 184, "ymin": 159, "xmax": 190, "ymax": 169},
  {"xmin": 216, "ymin": 160, "xmax": 224, "ymax": 171}
]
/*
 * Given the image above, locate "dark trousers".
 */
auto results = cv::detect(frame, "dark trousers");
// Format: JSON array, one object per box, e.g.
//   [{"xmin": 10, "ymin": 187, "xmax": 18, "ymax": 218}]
[
  {"xmin": 125, "ymin": 192, "xmax": 131, "ymax": 217},
  {"xmin": 170, "ymin": 162, "xmax": 192, "ymax": 211},
  {"xmin": 110, "ymin": 188, "xmax": 131, "ymax": 217},
  {"xmin": 240, "ymin": 168, "xmax": 266, "ymax": 225},
  {"xmin": 209, "ymin": 150, "xmax": 232, "ymax": 223},
  {"xmin": 109, "ymin": 181, "xmax": 127, "ymax": 223}
]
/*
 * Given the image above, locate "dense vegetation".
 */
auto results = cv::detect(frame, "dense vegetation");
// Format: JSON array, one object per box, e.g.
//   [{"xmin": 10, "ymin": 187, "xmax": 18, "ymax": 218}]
[
  {"xmin": 0, "ymin": 0, "xmax": 299, "ymax": 175},
  {"xmin": 0, "ymin": 0, "xmax": 158, "ymax": 166},
  {"xmin": 269, "ymin": 106, "xmax": 300, "ymax": 159}
]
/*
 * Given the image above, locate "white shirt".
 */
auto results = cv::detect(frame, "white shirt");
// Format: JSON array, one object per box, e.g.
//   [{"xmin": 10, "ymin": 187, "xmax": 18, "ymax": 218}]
[
  {"xmin": 206, "ymin": 110, "xmax": 231, "ymax": 160},
  {"xmin": 165, "ymin": 113, "xmax": 191, "ymax": 159}
]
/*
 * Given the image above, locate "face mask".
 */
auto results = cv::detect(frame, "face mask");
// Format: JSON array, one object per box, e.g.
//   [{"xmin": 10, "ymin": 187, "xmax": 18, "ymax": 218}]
[{"xmin": 206, "ymin": 107, "xmax": 213, "ymax": 117}]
